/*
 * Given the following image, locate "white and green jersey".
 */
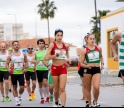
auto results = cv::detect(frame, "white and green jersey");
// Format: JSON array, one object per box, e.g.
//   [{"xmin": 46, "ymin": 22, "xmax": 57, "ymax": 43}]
[
  {"xmin": 11, "ymin": 51, "xmax": 24, "ymax": 74},
  {"xmin": 27, "ymin": 53, "xmax": 35, "ymax": 72},
  {"xmin": 0, "ymin": 51, "xmax": 9, "ymax": 71},
  {"xmin": 119, "ymin": 32, "xmax": 124, "ymax": 70}
]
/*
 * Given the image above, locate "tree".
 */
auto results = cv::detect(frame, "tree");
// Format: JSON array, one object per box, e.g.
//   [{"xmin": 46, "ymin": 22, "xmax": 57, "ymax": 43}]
[
  {"xmin": 37, "ymin": 0, "xmax": 57, "ymax": 45},
  {"xmin": 90, "ymin": 10, "xmax": 110, "ymax": 45}
]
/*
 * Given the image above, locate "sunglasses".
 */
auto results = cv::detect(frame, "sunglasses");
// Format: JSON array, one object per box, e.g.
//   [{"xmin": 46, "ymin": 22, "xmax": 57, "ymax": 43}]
[{"xmin": 28, "ymin": 48, "xmax": 33, "ymax": 50}]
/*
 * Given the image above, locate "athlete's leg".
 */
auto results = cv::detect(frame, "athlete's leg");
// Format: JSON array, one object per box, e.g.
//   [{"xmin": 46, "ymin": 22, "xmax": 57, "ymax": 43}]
[
  {"xmin": 31, "ymin": 80, "xmax": 36, "ymax": 99},
  {"xmin": 92, "ymin": 74, "xmax": 101, "ymax": 102},
  {"xmin": 59, "ymin": 74, "xmax": 67, "ymax": 107},
  {"xmin": 84, "ymin": 74, "xmax": 92, "ymax": 106},
  {"xmin": 0, "ymin": 82, "xmax": 4, "ymax": 97},
  {"xmin": 4, "ymin": 80, "xmax": 9, "ymax": 96},
  {"xmin": 42, "ymin": 71, "xmax": 49, "ymax": 102},
  {"xmin": 18, "ymin": 74, "xmax": 24, "ymax": 105},
  {"xmin": 31, "ymin": 73, "xmax": 36, "ymax": 93},
  {"xmin": 4, "ymin": 72, "xmax": 10, "ymax": 98},
  {"xmin": 52, "ymin": 76, "xmax": 59, "ymax": 104},
  {"xmin": 25, "ymin": 72, "xmax": 31, "ymax": 96},
  {"xmin": 8, "ymin": 75, "xmax": 12, "ymax": 92},
  {"xmin": 36, "ymin": 71, "xmax": 44, "ymax": 103},
  {"xmin": 0, "ymin": 72, "xmax": 4, "ymax": 98}
]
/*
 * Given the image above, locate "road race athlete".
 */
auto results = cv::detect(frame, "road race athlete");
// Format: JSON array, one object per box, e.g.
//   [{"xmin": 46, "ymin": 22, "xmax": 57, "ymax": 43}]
[
  {"xmin": 32, "ymin": 39, "xmax": 50, "ymax": 104},
  {"xmin": 43, "ymin": 29, "xmax": 71, "ymax": 107},
  {"xmin": 6, "ymin": 41, "xmax": 28, "ymax": 106},
  {"xmin": 0, "ymin": 43, "xmax": 11, "ymax": 102},
  {"xmin": 25, "ymin": 44, "xmax": 36, "ymax": 101},
  {"xmin": 80, "ymin": 34, "xmax": 104, "ymax": 107}
]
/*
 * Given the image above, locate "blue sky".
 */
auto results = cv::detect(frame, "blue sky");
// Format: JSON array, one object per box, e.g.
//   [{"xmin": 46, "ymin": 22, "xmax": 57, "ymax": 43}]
[{"xmin": 0, "ymin": 0, "xmax": 124, "ymax": 46}]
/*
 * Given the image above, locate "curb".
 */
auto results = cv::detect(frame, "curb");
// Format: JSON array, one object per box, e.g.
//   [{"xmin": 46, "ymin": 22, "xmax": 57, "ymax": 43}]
[{"xmin": 100, "ymin": 82, "xmax": 124, "ymax": 86}]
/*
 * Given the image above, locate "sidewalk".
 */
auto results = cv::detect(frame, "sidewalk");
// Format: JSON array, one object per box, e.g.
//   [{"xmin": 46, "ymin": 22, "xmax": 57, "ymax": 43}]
[{"xmin": 67, "ymin": 70, "xmax": 124, "ymax": 86}]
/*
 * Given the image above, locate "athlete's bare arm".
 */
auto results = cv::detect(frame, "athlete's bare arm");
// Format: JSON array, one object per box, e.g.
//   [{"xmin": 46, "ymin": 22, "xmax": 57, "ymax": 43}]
[
  {"xmin": 42, "ymin": 55, "xmax": 49, "ymax": 67},
  {"xmin": 98, "ymin": 46, "xmax": 104, "ymax": 70},
  {"xmin": 32, "ymin": 51, "xmax": 38, "ymax": 63},
  {"xmin": 23, "ymin": 53, "xmax": 28, "ymax": 69},
  {"xmin": 79, "ymin": 49, "xmax": 92, "ymax": 69},
  {"xmin": 43, "ymin": 43, "xmax": 56, "ymax": 61},
  {"xmin": 65, "ymin": 44, "xmax": 71, "ymax": 66},
  {"xmin": 110, "ymin": 32, "xmax": 122, "ymax": 61},
  {"xmin": 6, "ymin": 55, "xmax": 11, "ymax": 72}
]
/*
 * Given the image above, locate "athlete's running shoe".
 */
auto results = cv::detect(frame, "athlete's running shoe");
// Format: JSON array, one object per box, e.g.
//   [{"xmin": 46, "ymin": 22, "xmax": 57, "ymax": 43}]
[
  {"xmin": 53, "ymin": 104, "xmax": 58, "ymax": 107},
  {"xmin": 40, "ymin": 98, "xmax": 44, "ymax": 104},
  {"xmin": 1, "ymin": 97, "xmax": 5, "ymax": 102},
  {"xmin": 29, "ymin": 96, "xmax": 33, "ymax": 101},
  {"xmin": 93, "ymin": 100, "xmax": 100, "ymax": 107},
  {"xmin": 32, "ymin": 93, "xmax": 36, "ymax": 100},
  {"xmin": 58, "ymin": 99, "xmax": 61, "ymax": 105},
  {"xmin": 49, "ymin": 96, "xmax": 53, "ymax": 103},
  {"xmin": 6, "ymin": 96, "xmax": 11, "ymax": 102},
  {"xmin": 18, "ymin": 97, "xmax": 22, "ymax": 104},
  {"xmin": 16, "ymin": 101, "xmax": 20, "ymax": 106},
  {"xmin": 45, "ymin": 97, "xmax": 49, "ymax": 102}
]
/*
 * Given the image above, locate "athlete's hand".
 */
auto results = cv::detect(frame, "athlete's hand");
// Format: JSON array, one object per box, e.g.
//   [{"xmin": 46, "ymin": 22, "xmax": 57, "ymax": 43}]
[
  {"xmin": 86, "ymin": 64, "xmax": 92, "ymax": 69},
  {"xmin": 48, "ymin": 66, "xmax": 51, "ymax": 70},
  {"xmin": 101, "ymin": 65, "xmax": 104, "ymax": 70},
  {"xmin": 8, "ymin": 69, "xmax": 11, "ymax": 73},
  {"xmin": 66, "ymin": 58, "xmax": 71, "ymax": 66},
  {"xmin": 23, "ymin": 68, "xmax": 27, "ymax": 72},
  {"xmin": 37, "ymin": 60, "xmax": 41, "ymax": 63},
  {"xmin": 113, "ymin": 54, "xmax": 118, "ymax": 61}
]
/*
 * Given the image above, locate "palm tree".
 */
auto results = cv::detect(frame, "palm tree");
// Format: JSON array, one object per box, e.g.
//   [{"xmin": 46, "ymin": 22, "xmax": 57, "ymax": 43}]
[
  {"xmin": 90, "ymin": 10, "xmax": 110, "ymax": 45},
  {"xmin": 37, "ymin": 0, "xmax": 57, "ymax": 45}
]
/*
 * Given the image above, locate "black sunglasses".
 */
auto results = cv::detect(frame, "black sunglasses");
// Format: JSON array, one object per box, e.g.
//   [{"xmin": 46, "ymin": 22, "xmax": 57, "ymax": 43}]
[{"xmin": 28, "ymin": 48, "xmax": 33, "ymax": 50}]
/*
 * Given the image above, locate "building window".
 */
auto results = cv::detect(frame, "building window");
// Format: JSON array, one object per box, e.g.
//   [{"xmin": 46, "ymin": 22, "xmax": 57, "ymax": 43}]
[{"xmin": 108, "ymin": 29, "xmax": 118, "ymax": 58}]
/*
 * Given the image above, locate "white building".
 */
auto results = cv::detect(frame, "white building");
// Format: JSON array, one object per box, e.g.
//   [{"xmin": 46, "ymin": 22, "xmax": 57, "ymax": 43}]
[
  {"xmin": 0, "ymin": 23, "xmax": 29, "ymax": 40},
  {"xmin": 101, "ymin": 7, "xmax": 124, "ymax": 70}
]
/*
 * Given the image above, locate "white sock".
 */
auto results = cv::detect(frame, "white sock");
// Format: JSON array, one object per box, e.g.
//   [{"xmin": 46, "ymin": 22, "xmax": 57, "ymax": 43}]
[
  {"xmin": 39, "ymin": 88, "xmax": 44, "ymax": 99},
  {"xmin": 15, "ymin": 97, "xmax": 18, "ymax": 102},
  {"xmin": 18, "ymin": 94, "xmax": 21, "ymax": 98},
  {"xmin": 44, "ymin": 87, "xmax": 50, "ymax": 97}
]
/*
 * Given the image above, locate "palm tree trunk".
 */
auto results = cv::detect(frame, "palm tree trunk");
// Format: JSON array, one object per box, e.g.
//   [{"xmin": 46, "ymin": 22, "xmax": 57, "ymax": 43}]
[
  {"xmin": 47, "ymin": 18, "xmax": 50, "ymax": 45},
  {"xmin": 94, "ymin": 0, "xmax": 98, "ymax": 28}
]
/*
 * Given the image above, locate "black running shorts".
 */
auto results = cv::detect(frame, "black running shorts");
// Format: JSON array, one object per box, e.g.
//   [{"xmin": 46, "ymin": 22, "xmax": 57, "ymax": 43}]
[
  {"xmin": 11, "ymin": 74, "xmax": 24, "ymax": 86},
  {"xmin": 0, "ymin": 71, "xmax": 10, "ymax": 82},
  {"xmin": 36, "ymin": 70, "xmax": 48, "ymax": 83},
  {"xmin": 83, "ymin": 67, "xmax": 101, "ymax": 76},
  {"xmin": 25, "ymin": 71, "xmax": 36, "ymax": 81},
  {"xmin": 118, "ymin": 70, "xmax": 124, "ymax": 77},
  {"xmin": 78, "ymin": 67, "xmax": 85, "ymax": 77}
]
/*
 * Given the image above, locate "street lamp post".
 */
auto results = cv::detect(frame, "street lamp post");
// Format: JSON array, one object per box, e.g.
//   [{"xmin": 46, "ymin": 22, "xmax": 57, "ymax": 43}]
[
  {"xmin": 8, "ymin": 14, "xmax": 17, "ymax": 40},
  {"xmin": 34, "ymin": 9, "xmax": 38, "ymax": 49}
]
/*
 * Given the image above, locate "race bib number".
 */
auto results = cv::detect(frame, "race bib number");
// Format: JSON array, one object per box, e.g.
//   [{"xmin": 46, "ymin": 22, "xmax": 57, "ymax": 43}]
[
  {"xmin": 87, "ymin": 51, "xmax": 100, "ymax": 62},
  {"xmin": 14, "ymin": 62, "xmax": 23, "ymax": 70},
  {"xmin": 0, "ymin": 62, "xmax": 6, "ymax": 68},
  {"xmin": 28, "ymin": 62, "xmax": 34, "ymax": 68},
  {"xmin": 38, "ymin": 61, "xmax": 45, "ymax": 67},
  {"xmin": 55, "ymin": 49, "xmax": 67, "ymax": 59}
]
